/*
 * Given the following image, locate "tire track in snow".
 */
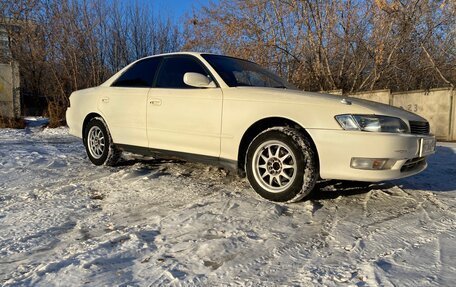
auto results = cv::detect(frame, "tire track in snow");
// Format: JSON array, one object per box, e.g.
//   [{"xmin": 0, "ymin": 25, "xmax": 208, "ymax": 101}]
[
  {"xmin": 345, "ymin": 184, "xmax": 456, "ymax": 286},
  {"xmin": 2, "ymin": 128, "xmax": 455, "ymax": 286}
]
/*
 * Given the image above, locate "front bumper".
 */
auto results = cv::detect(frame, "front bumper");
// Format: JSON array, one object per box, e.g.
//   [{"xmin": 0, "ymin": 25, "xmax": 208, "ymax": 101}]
[{"xmin": 307, "ymin": 129, "xmax": 435, "ymax": 182}]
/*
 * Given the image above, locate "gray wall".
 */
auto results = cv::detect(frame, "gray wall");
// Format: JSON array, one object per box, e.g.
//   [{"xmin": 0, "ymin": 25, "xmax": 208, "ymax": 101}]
[
  {"xmin": 342, "ymin": 87, "xmax": 454, "ymax": 141},
  {"xmin": 452, "ymin": 91, "xmax": 456, "ymax": 141},
  {"xmin": 350, "ymin": 89, "xmax": 391, "ymax": 105},
  {"xmin": 0, "ymin": 62, "xmax": 20, "ymax": 118},
  {"xmin": 392, "ymin": 88, "xmax": 453, "ymax": 141}
]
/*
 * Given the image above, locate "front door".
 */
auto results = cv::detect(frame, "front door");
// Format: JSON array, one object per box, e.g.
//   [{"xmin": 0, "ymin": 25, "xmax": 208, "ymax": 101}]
[{"xmin": 147, "ymin": 55, "xmax": 223, "ymax": 157}]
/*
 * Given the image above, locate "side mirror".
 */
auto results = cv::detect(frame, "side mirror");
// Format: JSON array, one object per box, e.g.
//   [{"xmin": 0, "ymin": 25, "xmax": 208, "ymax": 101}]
[{"xmin": 183, "ymin": 72, "xmax": 216, "ymax": 88}]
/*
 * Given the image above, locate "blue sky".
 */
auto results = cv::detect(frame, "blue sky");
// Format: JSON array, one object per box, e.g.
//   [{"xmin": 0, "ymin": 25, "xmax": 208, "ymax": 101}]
[{"xmin": 152, "ymin": 0, "xmax": 216, "ymax": 19}]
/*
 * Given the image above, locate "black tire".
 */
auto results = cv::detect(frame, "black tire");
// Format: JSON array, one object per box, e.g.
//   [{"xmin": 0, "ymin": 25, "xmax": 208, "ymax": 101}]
[
  {"xmin": 245, "ymin": 127, "xmax": 318, "ymax": 202},
  {"xmin": 83, "ymin": 117, "xmax": 121, "ymax": 166}
]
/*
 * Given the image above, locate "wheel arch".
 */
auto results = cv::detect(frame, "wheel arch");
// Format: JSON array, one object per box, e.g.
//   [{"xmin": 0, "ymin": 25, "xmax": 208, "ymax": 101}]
[
  {"xmin": 237, "ymin": 117, "xmax": 319, "ymax": 172},
  {"xmin": 82, "ymin": 113, "xmax": 104, "ymax": 140},
  {"xmin": 82, "ymin": 113, "xmax": 121, "ymax": 166}
]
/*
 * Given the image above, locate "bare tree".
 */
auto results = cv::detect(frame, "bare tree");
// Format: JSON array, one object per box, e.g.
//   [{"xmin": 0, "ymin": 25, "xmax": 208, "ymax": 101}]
[
  {"xmin": 185, "ymin": 0, "xmax": 455, "ymax": 93},
  {"xmin": 1, "ymin": 0, "xmax": 183, "ymax": 126}
]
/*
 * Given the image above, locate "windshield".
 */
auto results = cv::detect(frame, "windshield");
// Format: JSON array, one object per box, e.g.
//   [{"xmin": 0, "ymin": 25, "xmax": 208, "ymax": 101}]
[{"xmin": 202, "ymin": 54, "xmax": 297, "ymax": 89}]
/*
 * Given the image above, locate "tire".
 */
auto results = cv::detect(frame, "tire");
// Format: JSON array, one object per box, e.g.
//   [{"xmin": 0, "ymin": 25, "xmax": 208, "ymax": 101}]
[
  {"xmin": 245, "ymin": 127, "xmax": 318, "ymax": 202},
  {"xmin": 83, "ymin": 117, "xmax": 121, "ymax": 166}
]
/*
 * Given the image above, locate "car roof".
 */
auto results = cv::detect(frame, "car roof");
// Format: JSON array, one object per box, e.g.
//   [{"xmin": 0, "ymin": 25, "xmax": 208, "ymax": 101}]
[
  {"xmin": 140, "ymin": 51, "xmax": 208, "ymax": 60},
  {"xmin": 138, "ymin": 51, "xmax": 256, "ymax": 65}
]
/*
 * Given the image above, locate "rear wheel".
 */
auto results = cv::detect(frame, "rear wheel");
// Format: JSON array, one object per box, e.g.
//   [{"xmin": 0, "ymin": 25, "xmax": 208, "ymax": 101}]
[
  {"xmin": 245, "ymin": 127, "xmax": 318, "ymax": 202},
  {"xmin": 84, "ymin": 117, "xmax": 120, "ymax": 166}
]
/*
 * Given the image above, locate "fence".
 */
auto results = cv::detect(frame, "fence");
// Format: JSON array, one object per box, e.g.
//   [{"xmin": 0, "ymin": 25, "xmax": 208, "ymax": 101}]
[
  {"xmin": 0, "ymin": 62, "xmax": 20, "ymax": 118},
  {"xmin": 333, "ymin": 87, "xmax": 455, "ymax": 141}
]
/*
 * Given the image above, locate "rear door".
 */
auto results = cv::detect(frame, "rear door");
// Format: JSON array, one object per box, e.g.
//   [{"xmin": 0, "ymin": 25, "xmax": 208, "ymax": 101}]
[
  {"xmin": 147, "ymin": 55, "xmax": 223, "ymax": 157},
  {"xmin": 98, "ymin": 57, "xmax": 162, "ymax": 147}
]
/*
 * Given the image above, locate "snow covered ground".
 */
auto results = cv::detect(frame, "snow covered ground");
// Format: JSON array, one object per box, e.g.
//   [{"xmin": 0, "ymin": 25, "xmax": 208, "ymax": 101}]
[{"xmin": 0, "ymin": 126, "xmax": 455, "ymax": 286}]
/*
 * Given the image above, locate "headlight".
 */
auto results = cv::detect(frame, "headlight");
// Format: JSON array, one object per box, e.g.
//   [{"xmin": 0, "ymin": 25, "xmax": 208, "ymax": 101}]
[{"xmin": 335, "ymin": 114, "xmax": 409, "ymax": 133}]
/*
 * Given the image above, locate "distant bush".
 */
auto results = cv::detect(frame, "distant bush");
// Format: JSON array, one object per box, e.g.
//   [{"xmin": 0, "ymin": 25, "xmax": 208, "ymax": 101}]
[
  {"xmin": 46, "ymin": 101, "xmax": 67, "ymax": 128},
  {"xmin": 0, "ymin": 115, "xmax": 25, "ymax": 129}
]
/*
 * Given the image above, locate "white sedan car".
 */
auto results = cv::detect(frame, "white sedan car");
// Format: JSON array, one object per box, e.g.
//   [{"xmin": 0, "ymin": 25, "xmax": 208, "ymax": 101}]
[{"xmin": 66, "ymin": 52, "xmax": 435, "ymax": 202}]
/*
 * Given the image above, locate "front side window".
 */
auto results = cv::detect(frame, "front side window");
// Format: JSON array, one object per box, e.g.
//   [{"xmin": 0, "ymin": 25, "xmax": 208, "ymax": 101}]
[
  {"xmin": 112, "ymin": 57, "xmax": 162, "ymax": 88},
  {"xmin": 156, "ymin": 56, "xmax": 210, "ymax": 89},
  {"xmin": 202, "ymin": 54, "xmax": 297, "ymax": 89}
]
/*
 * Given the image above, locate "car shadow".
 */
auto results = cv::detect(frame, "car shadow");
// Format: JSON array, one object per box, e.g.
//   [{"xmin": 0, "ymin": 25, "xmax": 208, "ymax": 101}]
[
  {"xmin": 308, "ymin": 180, "xmax": 381, "ymax": 200},
  {"xmin": 310, "ymin": 145, "xmax": 456, "ymax": 200},
  {"xmin": 307, "ymin": 146, "xmax": 456, "ymax": 200},
  {"xmin": 111, "ymin": 145, "xmax": 455, "ymax": 196},
  {"xmin": 114, "ymin": 157, "xmax": 187, "ymax": 168}
]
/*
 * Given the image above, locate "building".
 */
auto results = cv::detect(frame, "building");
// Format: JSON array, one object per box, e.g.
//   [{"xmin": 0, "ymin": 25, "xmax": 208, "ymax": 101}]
[{"xmin": 0, "ymin": 19, "xmax": 21, "ymax": 118}]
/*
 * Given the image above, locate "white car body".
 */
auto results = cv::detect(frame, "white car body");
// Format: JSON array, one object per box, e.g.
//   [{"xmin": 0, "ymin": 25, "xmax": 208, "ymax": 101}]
[{"xmin": 66, "ymin": 52, "xmax": 435, "ymax": 191}]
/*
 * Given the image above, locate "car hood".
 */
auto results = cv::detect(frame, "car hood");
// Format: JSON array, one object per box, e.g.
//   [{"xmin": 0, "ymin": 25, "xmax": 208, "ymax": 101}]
[
  {"xmin": 345, "ymin": 96, "xmax": 426, "ymax": 122},
  {"xmin": 234, "ymin": 87, "xmax": 427, "ymax": 122}
]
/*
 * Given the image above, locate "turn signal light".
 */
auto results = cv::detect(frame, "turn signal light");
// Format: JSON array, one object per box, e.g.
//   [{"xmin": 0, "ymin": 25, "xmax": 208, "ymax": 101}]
[{"xmin": 350, "ymin": 158, "xmax": 396, "ymax": 170}]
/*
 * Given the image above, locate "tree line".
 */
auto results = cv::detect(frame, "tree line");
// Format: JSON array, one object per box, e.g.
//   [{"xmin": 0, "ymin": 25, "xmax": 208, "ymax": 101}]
[
  {"xmin": 1, "ymin": 0, "xmax": 455, "ymax": 126},
  {"xmin": 186, "ymin": 0, "xmax": 455, "ymax": 92},
  {"xmin": 1, "ymin": 0, "xmax": 181, "ymax": 125}
]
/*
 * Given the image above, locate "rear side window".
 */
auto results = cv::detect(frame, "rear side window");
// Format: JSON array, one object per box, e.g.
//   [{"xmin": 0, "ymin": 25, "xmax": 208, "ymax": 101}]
[
  {"xmin": 156, "ymin": 56, "xmax": 209, "ymax": 89},
  {"xmin": 112, "ymin": 57, "xmax": 162, "ymax": 87}
]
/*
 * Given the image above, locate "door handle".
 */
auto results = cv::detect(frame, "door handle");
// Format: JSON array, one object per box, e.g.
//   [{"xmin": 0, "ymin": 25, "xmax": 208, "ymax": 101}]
[
  {"xmin": 101, "ymin": 97, "xmax": 109, "ymax": 103},
  {"xmin": 149, "ymin": 99, "xmax": 162, "ymax": 106}
]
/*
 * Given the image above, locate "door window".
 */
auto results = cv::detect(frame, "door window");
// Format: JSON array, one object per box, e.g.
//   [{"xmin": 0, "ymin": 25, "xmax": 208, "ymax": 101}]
[
  {"xmin": 112, "ymin": 57, "xmax": 162, "ymax": 88},
  {"xmin": 156, "ymin": 56, "xmax": 210, "ymax": 89}
]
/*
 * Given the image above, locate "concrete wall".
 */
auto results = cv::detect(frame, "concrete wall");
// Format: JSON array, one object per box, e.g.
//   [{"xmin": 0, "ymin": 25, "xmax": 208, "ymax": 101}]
[
  {"xmin": 0, "ymin": 62, "xmax": 20, "ymax": 118},
  {"xmin": 452, "ymin": 89, "xmax": 456, "ymax": 141},
  {"xmin": 349, "ymin": 89, "xmax": 391, "ymax": 105},
  {"xmin": 343, "ymin": 87, "xmax": 454, "ymax": 141},
  {"xmin": 320, "ymin": 89, "xmax": 343, "ymax": 96},
  {"xmin": 392, "ymin": 88, "xmax": 452, "ymax": 141}
]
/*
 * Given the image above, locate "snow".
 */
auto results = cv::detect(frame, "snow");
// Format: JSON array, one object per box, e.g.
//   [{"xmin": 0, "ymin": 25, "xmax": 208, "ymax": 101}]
[{"xmin": 0, "ymin": 126, "xmax": 455, "ymax": 286}]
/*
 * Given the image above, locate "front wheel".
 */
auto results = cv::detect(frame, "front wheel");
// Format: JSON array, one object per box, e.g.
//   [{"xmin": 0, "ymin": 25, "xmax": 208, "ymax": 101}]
[
  {"xmin": 84, "ymin": 117, "xmax": 120, "ymax": 166},
  {"xmin": 245, "ymin": 127, "xmax": 318, "ymax": 202}
]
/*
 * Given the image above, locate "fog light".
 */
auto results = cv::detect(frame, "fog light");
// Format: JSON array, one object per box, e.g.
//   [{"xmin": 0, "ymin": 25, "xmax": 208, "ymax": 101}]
[{"xmin": 351, "ymin": 158, "xmax": 396, "ymax": 170}]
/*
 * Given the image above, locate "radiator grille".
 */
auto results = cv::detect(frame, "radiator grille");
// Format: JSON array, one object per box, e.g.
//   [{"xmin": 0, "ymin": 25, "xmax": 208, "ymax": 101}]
[{"xmin": 409, "ymin": 121, "xmax": 430, "ymax": 135}]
